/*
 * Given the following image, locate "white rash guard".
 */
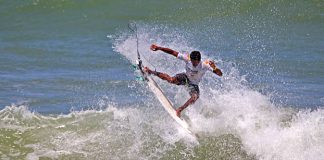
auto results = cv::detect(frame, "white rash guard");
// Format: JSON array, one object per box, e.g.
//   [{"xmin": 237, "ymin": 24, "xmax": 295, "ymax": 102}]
[{"xmin": 177, "ymin": 53, "xmax": 214, "ymax": 85}]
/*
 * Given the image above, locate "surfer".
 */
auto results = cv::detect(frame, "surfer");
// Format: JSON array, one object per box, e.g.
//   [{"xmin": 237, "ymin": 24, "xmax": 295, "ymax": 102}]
[{"xmin": 144, "ymin": 44, "xmax": 223, "ymax": 117}]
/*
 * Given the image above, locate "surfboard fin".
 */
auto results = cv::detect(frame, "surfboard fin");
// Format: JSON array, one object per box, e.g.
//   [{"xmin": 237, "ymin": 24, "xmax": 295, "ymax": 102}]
[
  {"xmin": 131, "ymin": 64, "xmax": 139, "ymax": 70},
  {"xmin": 135, "ymin": 76, "xmax": 145, "ymax": 81}
]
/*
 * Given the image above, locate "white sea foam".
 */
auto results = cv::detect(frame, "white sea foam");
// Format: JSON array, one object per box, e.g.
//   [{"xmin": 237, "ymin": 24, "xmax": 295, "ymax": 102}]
[{"xmin": 113, "ymin": 25, "xmax": 324, "ymax": 160}]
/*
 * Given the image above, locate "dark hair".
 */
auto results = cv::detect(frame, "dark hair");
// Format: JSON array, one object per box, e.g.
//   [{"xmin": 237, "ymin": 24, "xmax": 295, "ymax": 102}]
[{"xmin": 190, "ymin": 51, "xmax": 201, "ymax": 61}]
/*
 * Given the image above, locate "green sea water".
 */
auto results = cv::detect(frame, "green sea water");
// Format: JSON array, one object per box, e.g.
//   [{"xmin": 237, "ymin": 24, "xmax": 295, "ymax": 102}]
[{"xmin": 0, "ymin": 0, "xmax": 323, "ymax": 159}]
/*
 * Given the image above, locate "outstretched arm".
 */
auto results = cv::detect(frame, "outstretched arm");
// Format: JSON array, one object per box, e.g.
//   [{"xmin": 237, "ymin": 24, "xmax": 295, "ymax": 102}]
[
  {"xmin": 209, "ymin": 61, "xmax": 223, "ymax": 76},
  {"xmin": 150, "ymin": 44, "xmax": 179, "ymax": 57}
]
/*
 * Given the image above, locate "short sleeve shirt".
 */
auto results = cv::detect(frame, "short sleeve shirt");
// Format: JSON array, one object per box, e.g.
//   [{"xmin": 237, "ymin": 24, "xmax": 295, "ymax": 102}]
[{"xmin": 177, "ymin": 53, "xmax": 213, "ymax": 85}]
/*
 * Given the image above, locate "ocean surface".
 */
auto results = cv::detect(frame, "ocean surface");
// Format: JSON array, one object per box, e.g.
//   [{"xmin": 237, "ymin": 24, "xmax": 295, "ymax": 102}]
[{"xmin": 1, "ymin": 0, "xmax": 323, "ymax": 159}]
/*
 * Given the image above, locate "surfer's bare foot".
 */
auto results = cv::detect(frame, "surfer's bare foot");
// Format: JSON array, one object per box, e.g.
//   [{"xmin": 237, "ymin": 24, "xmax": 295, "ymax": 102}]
[
  {"xmin": 176, "ymin": 109, "xmax": 181, "ymax": 118},
  {"xmin": 143, "ymin": 67, "xmax": 152, "ymax": 74}
]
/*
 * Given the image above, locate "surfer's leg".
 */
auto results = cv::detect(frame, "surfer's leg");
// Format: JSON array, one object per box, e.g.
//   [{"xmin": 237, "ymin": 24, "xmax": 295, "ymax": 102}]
[
  {"xmin": 144, "ymin": 67, "xmax": 179, "ymax": 84},
  {"xmin": 176, "ymin": 84, "xmax": 200, "ymax": 117},
  {"xmin": 176, "ymin": 93, "xmax": 199, "ymax": 117},
  {"xmin": 156, "ymin": 72, "xmax": 178, "ymax": 84}
]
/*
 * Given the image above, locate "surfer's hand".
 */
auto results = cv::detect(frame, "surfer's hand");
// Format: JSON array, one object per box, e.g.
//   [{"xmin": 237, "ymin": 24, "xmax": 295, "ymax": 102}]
[
  {"xmin": 150, "ymin": 44, "xmax": 159, "ymax": 51},
  {"xmin": 214, "ymin": 68, "xmax": 223, "ymax": 76}
]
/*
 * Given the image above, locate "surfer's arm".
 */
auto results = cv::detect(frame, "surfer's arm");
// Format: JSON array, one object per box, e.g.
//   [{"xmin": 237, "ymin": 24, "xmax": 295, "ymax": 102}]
[
  {"xmin": 206, "ymin": 60, "xmax": 223, "ymax": 76},
  {"xmin": 150, "ymin": 44, "xmax": 179, "ymax": 57},
  {"xmin": 213, "ymin": 68, "xmax": 223, "ymax": 76}
]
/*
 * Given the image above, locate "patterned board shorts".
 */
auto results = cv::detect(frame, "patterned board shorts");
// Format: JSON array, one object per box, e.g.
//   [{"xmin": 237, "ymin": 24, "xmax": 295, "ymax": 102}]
[{"xmin": 174, "ymin": 73, "xmax": 200, "ymax": 96}]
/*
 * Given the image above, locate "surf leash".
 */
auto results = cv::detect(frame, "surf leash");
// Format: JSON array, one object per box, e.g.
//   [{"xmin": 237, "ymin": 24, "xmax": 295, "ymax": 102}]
[{"xmin": 128, "ymin": 23, "xmax": 148, "ymax": 81}]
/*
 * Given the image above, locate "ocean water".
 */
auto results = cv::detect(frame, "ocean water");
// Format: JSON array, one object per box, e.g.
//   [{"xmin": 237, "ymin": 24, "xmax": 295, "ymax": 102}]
[{"xmin": 1, "ymin": 0, "xmax": 323, "ymax": 159}]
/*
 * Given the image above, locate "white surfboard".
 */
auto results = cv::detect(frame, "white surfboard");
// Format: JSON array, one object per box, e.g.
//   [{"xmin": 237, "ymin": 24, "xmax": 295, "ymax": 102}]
[{"xmin": 145, "ymin": 75, "xmax": 194, "ymax": 135}]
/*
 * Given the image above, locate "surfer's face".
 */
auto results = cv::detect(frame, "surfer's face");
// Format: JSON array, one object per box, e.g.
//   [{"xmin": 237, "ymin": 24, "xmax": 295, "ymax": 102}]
[{"xmin": 191, "ymin": 60, "xmax": 200, "ymax": 67}]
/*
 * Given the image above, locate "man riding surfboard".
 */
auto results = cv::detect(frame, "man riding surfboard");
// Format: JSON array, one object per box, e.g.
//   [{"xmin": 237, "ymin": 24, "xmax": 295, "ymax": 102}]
[{"xmin": 144, "ymin": 44, "xmax": 223, "ymax": 117}]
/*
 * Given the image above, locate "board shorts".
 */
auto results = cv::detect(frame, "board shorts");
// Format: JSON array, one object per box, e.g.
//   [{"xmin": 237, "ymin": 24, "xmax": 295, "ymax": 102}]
[{"xmin": 174, "ymin": 73, "xmax": 200, "ymax": 96}]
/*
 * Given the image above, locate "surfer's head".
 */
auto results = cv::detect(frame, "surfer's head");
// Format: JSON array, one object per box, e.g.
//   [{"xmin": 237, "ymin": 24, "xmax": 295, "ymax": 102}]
[{"xmin": 190, "ymin": 51, "xmax": 201, "ymax": 67}]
